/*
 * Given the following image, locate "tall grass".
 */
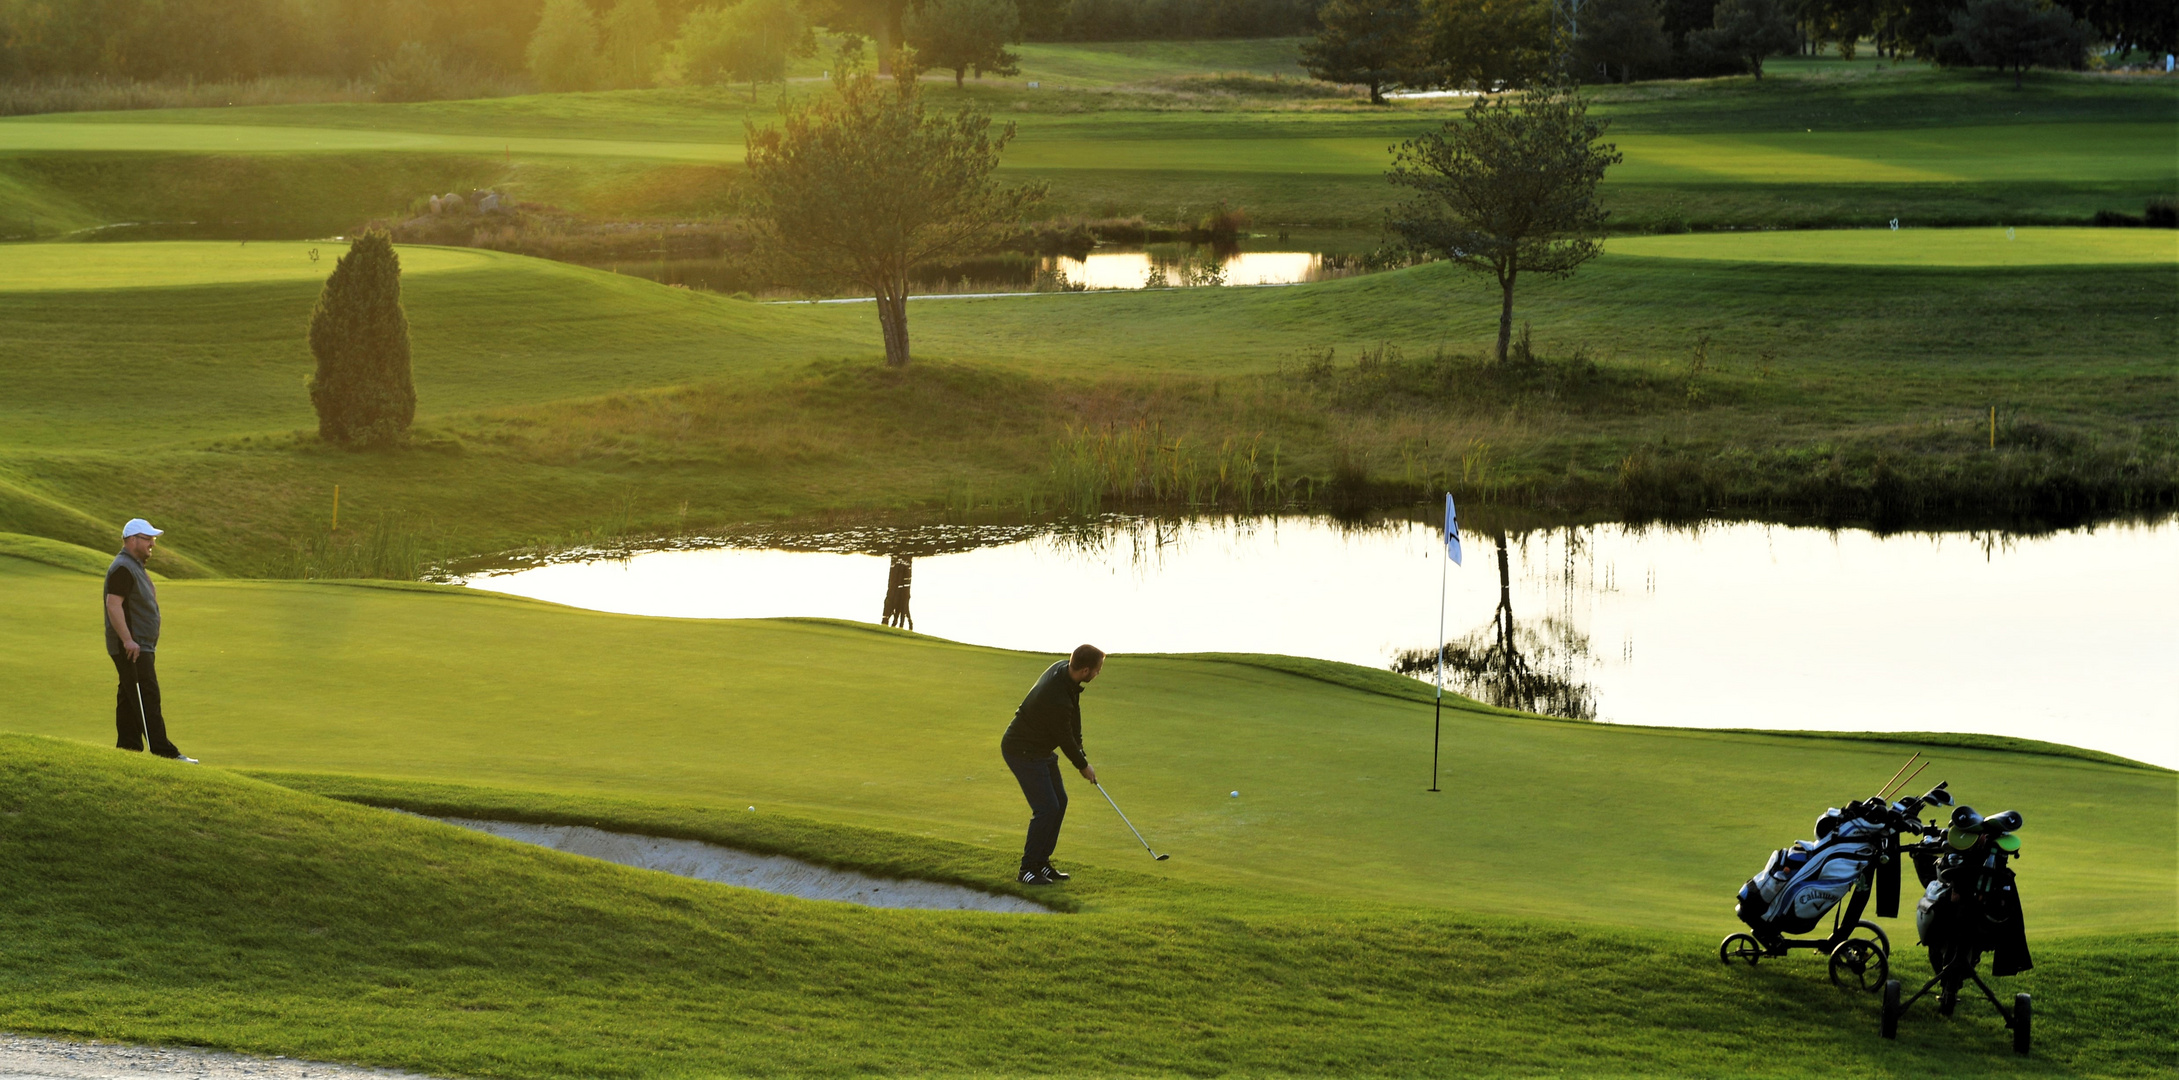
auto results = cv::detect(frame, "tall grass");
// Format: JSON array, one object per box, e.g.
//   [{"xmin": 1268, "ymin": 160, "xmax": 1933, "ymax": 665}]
[
  {"xmin": 270, "ymin": 514, "xmax": 445, "ymax": 581},
  {"xmin": 1048, "ymin": 421, "xmax": 1287, "ymax": 514}
]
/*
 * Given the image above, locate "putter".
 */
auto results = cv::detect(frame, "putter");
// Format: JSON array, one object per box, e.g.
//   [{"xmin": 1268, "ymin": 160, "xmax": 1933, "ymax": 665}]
[{"xmin": 1094, "ymin": 782, "xmax": 1169, "ymax": 861}]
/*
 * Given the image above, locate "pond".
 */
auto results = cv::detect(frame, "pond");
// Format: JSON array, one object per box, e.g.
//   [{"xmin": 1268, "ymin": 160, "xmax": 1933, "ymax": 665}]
[
  {"xmin": 456, "ymin": 515, "xmax": 2178, "ymax": 769},
  {"xmin": 593, "ymin": 229, "xmax": 1386, "ymax": 296}
]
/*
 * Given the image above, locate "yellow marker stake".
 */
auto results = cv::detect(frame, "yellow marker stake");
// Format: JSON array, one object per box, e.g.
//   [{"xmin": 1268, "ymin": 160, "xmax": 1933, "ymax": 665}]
[
  {"xmin": 1989, "ymin": 406, "xmax": 1996, "ymax": 449},
  {"xmin": 331, "ymin": 485, "xmax": 340, "ymax": 531}
]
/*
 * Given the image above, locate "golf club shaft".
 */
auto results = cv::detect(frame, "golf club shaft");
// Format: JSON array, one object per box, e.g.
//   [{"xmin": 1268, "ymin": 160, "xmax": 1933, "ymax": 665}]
[
  {"xmin": 133, "ymin": 676, "xmax": 151, "ymax": 750},
  {"xmin": 1095, "ymin": 783, "xmax": 1159, "ymax": 857}
]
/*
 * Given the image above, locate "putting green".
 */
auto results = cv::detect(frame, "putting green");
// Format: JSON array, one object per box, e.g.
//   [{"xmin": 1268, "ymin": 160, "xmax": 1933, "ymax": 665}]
[
  {"xmin": 1609, "ymin": 226, "xmax": 2179, "ymax": 267},
  {"xmin": 1, "ymin": 554, "xmax": 2169, "ymax": 935},
  {"xmin": 0, "ymin": 241, "xmax": 497, "ymax": 291}
]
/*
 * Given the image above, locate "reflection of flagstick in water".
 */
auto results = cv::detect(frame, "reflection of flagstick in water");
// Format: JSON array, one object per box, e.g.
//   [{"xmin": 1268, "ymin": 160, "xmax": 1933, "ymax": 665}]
[
  {"xmin": 881, "ymin": 554, "xmax": 913, "ymax": 630},
  {"xmin": 1396, "ymin": 530, "xmax": 1596, "ymax": 721},
  {"xmin": 1431, "ymin": 494, "xmax": 1462, "ymax": 793}
]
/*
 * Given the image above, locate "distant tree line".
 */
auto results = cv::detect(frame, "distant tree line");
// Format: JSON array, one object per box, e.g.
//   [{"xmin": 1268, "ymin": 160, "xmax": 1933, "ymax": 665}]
[
  {"xmin": 1304, "ymin": 0, "xmax": 2166, "ymax": 94},
  {"xmin": 0, "ymin": 0, "xmax": 1319, "ymax": 86}
]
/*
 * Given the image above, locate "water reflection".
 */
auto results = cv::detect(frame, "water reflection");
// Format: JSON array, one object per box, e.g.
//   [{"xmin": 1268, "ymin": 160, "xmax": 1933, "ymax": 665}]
[
  {"xmin": 458, "ymin": 514, "xmax": 2179, "ymax": 768},
  {"xmin": 589, "ymin": 244, "xmax": 1376, "ymax": 297},
  {"xmin": 1392, "ymin": 532, "xmax": 1597, "ymax": 719},
  {"xmin": 1049, "ymin": 250, "xmax": 1339, "ymax": 289},
  {"xmin": 882, "ymin": 554, "xmax": 914, "ymax": 629}
]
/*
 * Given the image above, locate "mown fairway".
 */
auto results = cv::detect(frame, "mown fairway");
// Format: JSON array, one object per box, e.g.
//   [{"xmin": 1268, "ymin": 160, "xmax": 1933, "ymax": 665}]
[
  {"xmin": 0, "ymin": 550, "xmax": 2172, "ymax": 1077},
  {"xmin": 0, "ymin": 58, "xmax": 2169, "ymax": 234},
  {"xmin": 0, "ymin": 238, "xmax": 2170, "ymax": 571}
]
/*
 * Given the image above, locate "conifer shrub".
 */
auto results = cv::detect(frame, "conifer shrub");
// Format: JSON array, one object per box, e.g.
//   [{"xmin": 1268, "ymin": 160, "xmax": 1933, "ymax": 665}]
[{"xmin": 307, "ymin": 230, "xmax": 415, "ymax": 449}]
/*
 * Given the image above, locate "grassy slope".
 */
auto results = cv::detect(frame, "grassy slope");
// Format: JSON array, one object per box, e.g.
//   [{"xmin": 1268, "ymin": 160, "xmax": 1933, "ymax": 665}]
[
  {"xmin": 6, "ymin": 734, "xmax": 2171, "ymax": 1079},
  {"xmin": 0, "ymin": 240, "xmax": 2170, "ymax": 571},
  {"xmin": 0, "ymin": 63, "xmax": 2168, "ymax": 233},
  {"xmin": 2, "ymin": 554, "xmax": 2170, "ymax": 933}
]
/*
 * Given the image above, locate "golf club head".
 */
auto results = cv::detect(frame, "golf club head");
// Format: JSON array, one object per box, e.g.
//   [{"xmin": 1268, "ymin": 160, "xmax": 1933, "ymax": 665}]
[{"xmin": 1155, "ymin": 853, "xmax": 1170, "ymax": 861}]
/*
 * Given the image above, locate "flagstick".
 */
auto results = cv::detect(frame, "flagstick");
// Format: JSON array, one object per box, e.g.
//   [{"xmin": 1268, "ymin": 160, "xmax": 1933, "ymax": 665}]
[{"xmin": 1430, "ymin": 533, "xmax": 1446, "ymax": 793}]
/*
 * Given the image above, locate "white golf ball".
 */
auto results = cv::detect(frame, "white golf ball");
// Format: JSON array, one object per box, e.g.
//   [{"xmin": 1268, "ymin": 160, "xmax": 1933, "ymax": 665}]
[
  {"xmin": 1230, "ymin": 791, "xmax": 1239, "ymax": 798},
  {"xmin": 748, "ymin": 806, "xmax": 755, "ymax": 811}
]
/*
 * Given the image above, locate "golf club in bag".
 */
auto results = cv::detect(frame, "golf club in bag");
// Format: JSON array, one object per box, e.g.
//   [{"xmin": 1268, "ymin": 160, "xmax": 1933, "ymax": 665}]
[{"xmin": 1094, "ymin": 782, "xmax": 1169, "ymax": 860}]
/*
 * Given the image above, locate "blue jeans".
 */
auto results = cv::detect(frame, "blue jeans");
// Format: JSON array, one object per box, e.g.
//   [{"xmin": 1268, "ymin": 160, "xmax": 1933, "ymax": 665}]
[{"xmin": 1003, "ymin": 749, "xmax": 1068, "ymax": 874}]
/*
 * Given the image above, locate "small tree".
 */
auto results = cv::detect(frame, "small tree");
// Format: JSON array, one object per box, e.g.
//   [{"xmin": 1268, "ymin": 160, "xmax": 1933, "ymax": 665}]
[
  {"xmin": 1573, "ymin": 0, "xmax": 1672, "ymax": 82},
  {"xmin": 1690, "ymin": 0, "xmax": 1799, "ymax": 78},
  {"xmin": 676, "ymin": 0, "xmax": 814, "ymax": 95},
  {"xmin": 602, "ymin": 0, "xmax": 666, "ymax": 88},
  {"xmin": 528, "ymin": 0, "xmax": 603, "ymax": 91},
  {"xmin": 1300, "ymin": 0, "xmax": 1431, "ymax": 105},
  {"xmin": 308, "ymin": 230, "xmax": 415, "ymax": 449},
  {"xmin": 1936, "ymin": 0, "xmax": 2093, "ymax": 87},
  {"xmin": 742, "ymin": 52, "xmax": 1044, "ymax": 366},
  {"xmin": 1386, "ymin": 84, "xmax": 1620, "ymax": 364},
  {"xmin": 904, "ymin": 0, "xmax": 1021, "ymax": 88}
]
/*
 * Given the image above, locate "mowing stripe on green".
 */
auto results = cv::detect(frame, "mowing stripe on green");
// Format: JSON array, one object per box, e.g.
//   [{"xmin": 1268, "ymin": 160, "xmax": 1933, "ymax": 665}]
[{"xmin": 1609, "ymin": 227, "xmax": 2179, "ymax": 266}]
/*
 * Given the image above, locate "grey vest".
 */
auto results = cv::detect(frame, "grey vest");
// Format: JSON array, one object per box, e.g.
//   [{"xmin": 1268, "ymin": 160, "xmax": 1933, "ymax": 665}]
[{"xmin": 104, "ymin": 551, "xmax": 160, "ymax": 655}]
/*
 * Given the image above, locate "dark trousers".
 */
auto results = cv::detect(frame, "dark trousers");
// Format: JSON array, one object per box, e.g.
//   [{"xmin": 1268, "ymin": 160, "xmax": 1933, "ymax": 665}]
[
  {"xmin": 1003, "ymin": 749, "xmax": 1068, "ymax": 874},
  {"xmin": 111, "ymin": 651, "xmax": 181, "ymax": 756}
]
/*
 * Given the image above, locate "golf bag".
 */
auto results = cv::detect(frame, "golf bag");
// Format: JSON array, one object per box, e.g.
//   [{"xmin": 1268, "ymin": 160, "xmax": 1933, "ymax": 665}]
[
  {"xmin": 1737, "ymin": 810, "xmax": 1891, "ymax": 938},
  {"xmin": 1914, "ymin": 810, "xmax": 2033, "ymax": 977}
]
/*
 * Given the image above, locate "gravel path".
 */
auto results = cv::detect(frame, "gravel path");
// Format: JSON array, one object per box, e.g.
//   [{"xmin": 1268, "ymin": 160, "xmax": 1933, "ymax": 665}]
[{"xmin": 0, "ymin": 1035, "xmax": 443, "ymax": 1080}]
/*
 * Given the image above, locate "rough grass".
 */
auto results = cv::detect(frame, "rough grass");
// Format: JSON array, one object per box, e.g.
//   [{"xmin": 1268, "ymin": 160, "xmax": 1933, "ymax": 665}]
[{"xmin": 0, "ymin": 242, "xmax": 2170, "ymax": 572}]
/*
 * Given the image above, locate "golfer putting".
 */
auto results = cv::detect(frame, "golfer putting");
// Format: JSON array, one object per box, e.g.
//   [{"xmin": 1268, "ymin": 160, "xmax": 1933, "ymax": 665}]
[
  {"xmin": 103, "ymin": 518, "xmax": 194, "ymax": 762},
  {"xmin": 1000, "ymin": 645, "xmax": 1106, "ymax": 886}
]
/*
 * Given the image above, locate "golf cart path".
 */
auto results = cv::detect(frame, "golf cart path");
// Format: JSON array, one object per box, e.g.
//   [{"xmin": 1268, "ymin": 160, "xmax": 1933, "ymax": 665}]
[
  {"xmin": 0, "ymin": 1035, "xmax": 443, "ymax": 1080},
  {"xmin": 435, "ymin": 817, "xmax": 1051, "ymax": 913}
]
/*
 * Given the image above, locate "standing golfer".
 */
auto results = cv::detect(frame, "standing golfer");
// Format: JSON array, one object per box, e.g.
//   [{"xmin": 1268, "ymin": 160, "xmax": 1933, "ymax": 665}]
[
  {"xmin": 104, "ymin": 518, "xmax": 194, "ymax": 762},
  {"xmin": 1000, "ymin": 644, "xmax": 1103, "ymax": 886}
]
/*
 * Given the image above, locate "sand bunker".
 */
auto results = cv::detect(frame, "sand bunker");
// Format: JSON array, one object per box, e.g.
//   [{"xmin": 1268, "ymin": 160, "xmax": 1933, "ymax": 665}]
[
  {"xmin": 0, "ymin": 1033, "xmax": 439, "ymax": 1080},
  {"xmin": 438, "ymin": 818, "xmax": 1050, "ymax": 914}
]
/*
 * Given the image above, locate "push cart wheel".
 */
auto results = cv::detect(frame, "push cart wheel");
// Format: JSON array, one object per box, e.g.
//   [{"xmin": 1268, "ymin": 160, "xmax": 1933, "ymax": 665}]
[
  {"xmin": 1881, "ymin": 979, "xmax": 1900, "ymax": 1039},
  {"xmin": 1828, "ymin": 938, "xmax": 1888, "ymax": 994},
  {"xmin": 1718, "ymin": 933, "xmax": 1764, "ymax": 966},
  {"xmin": 1938, "ymin": 981, "xmax": 1958, "ymax": 1017},
  {"xmin": 1850, "ymin": 919, "xmax": 1893, "ymax": 959},
  {"xmin": 2012, "ymin": 994, "xmax": 2031, "ymax": 1055}
]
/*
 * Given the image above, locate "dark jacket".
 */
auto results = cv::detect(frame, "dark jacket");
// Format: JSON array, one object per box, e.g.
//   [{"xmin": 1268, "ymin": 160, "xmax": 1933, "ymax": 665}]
[{"xmin": 1000, "ymin": 660, "xmax": 1087, "ymax": 769}]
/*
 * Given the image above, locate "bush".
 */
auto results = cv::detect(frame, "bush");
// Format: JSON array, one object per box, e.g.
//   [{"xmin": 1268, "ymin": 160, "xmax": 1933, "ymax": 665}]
[
  {"xmin": 308, "ymin": 231, "xmax": 415, "ymax": 449},
  {"xmin": 371, "ymin": 42, "xmax": 450, "ymax": 103}
]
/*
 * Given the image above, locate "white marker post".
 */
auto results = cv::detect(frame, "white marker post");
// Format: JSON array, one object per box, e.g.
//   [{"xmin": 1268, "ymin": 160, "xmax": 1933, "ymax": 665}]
[{"xmin": 1432, "ymin": 493, "xmax": 1463, "ymax": 792}]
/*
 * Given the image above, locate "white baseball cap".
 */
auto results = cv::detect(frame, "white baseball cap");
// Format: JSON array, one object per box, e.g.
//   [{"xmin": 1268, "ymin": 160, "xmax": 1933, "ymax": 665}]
[{"xmin": 122, "ymin": 518, "xmax": 163, "ymax": 538}]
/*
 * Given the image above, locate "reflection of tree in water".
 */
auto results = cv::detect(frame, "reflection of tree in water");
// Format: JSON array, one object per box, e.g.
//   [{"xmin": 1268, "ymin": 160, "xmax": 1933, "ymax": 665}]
[
  {"xmin": 881, "ymin": 554, "xmax": 913, "ymax": 629},
  {"xmin": 1392, "ymin": 531, "xmax": 1597, "ymax": 720}
]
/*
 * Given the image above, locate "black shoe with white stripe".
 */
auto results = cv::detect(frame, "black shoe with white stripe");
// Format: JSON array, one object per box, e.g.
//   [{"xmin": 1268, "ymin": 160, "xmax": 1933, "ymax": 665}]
[
  {"xmin": 1017, "ymin": 868, "xmax": 1056, "ymax": 886},
  {"xmin": 1039, "ymin": 864, "xmax": 1070, "ymax": 881}
]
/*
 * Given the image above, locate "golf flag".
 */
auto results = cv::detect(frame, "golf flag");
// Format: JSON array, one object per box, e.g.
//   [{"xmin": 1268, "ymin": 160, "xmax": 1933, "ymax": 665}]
[{"xmin": 1444, "ymin": 493, "xmax": 1462, "ymax": 566}]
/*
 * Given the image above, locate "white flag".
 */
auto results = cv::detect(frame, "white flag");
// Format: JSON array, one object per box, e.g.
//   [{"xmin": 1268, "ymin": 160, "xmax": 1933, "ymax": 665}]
[{"xmin": 1444, "ymin": 493, "xmax": 1462, "ymax": 566}]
